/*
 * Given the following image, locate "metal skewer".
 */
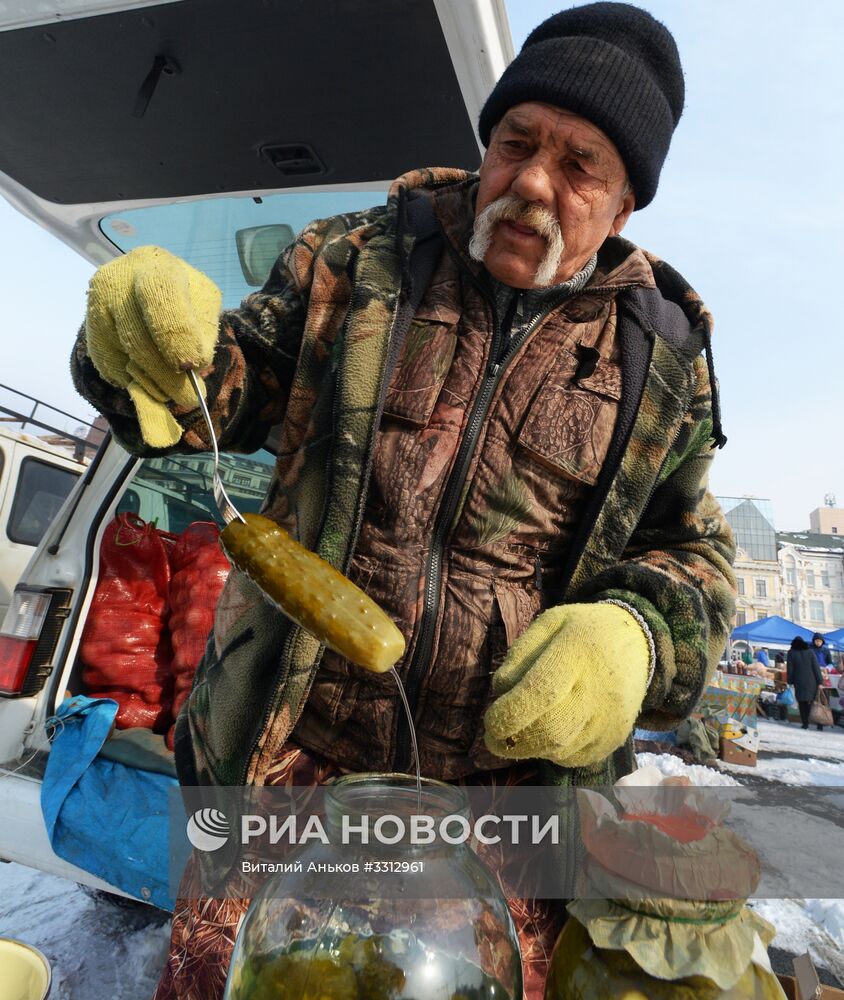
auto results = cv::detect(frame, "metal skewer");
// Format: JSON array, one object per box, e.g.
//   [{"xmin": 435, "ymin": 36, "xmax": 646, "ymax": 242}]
[{"xmin": 186, "ymin": 368, "xmax": 245, "ymax": 525}]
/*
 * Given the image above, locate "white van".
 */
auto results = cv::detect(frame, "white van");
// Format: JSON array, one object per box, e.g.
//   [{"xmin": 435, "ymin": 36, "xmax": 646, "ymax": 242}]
[
  {"xmin": 0, "ymin": 420, "xmax": 89, "ymax": 623},
  {"xmin": 0, "ymin": 0, "xmax": 512, "ymax": 898}
]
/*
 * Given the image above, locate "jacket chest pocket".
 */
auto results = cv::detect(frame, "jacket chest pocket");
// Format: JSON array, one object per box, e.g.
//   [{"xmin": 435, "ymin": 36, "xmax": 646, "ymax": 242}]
[
  {"xmin": 383, "ymin": 316, "xmax": 458, "ymax": 427},
  {"xmin": 517, "ymin": 352, "xmax": 622, "ymax": 486}
]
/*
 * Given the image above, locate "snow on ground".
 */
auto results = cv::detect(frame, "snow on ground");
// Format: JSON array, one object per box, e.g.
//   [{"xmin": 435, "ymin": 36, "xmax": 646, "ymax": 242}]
[
  {"xmin": 0, "ymin": 861, "xmax": 170, "ymax": 999},
  {"xmin": 755, "ymin": 718, "xmax": 844, "ymax": 760},
  {"xmin": 721, "ymin": 754, "xmax": 844, "ymax": 785},
  {"xmin": 807, "ymin": 900, "xmax": 844, "ymax": 951},
  {"xmin": 752, "ymin": 898, "xmax": 822, "ymax": 955},
  {"xmin": 634, "ymin": 750, "xmax": 741, "ymax": 785}
]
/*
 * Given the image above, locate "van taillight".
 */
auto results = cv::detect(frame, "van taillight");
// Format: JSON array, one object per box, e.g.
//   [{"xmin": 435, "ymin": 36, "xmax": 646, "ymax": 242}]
[{"xmin": 0, "ymin": 590, "xmax": 52, "ymax": 696}]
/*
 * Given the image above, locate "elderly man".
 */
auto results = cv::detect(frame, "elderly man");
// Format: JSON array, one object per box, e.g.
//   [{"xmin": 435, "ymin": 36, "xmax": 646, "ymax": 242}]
[{"xmin": 73, "ymin": 3, "xmax": 736, "ymax": 996}]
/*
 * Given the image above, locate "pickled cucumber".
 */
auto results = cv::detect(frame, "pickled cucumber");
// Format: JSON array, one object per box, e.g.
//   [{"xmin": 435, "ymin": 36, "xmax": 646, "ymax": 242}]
[
  {"xmin": 231, "ymin": 932, "xmax": 509, "ymax": 1000},
  {"xmin": 220, "ymin": 513, "xmax": 405, "ymax": 673}
]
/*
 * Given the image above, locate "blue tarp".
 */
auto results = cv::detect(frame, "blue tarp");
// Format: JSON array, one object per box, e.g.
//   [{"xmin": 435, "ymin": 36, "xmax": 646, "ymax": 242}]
[
  {"xmin": 40, "ymin": 695, "xmax": 180, "ymax": 910},
  {"xmin": 731, "ymin": 615, "xmax": 815, "ymax": 648},
  {"xmin": 634, "ymin": 728, "xmax": 677, "ymax": 744}
]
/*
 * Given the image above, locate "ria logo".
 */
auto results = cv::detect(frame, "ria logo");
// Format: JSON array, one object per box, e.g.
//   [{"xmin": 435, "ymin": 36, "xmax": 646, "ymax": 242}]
[{"xmin": 186, "ymin": 808, "xmax": 230, "ymax": 851}]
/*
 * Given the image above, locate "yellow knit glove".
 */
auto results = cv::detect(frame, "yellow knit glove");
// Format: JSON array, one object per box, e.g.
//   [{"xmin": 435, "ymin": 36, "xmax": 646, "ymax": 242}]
[
  {"xmin": 85, "ymin": 246, "xmax": 222, "ymax": 448},
  {"xmin": 483, "ymin": 602, "xmax": 651, "ymax": 767}
]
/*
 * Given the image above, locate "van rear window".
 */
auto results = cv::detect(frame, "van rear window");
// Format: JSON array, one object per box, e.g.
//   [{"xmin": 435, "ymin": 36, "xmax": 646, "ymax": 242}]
[
  {"xmin": 100, "ymin": 190, "xmax": 378, "ymax": 309},
  {"xmin": 117, "ymin": 450, "xmax": 274, "ymax": 534},
  {"xmin": 7, "ymin": 457, "xmax": 80, "ymax": 546}
]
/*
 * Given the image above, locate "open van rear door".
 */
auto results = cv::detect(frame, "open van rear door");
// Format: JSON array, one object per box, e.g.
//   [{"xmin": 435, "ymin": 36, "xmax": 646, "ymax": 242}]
[
  {"xmin": 0, "ymin": 0, "xmax": 514, "ymax": 898},
  {"xmin": 0, "ymin": 0, "xmax": 512, "ymax": 263}
]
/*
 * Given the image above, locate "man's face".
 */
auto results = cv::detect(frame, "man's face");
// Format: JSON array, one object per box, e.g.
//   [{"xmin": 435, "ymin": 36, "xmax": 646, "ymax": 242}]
[
  {"xmin": 815, "ymin": 638, "xmax": 823, "ymax": 647},
  {"xmin": 473, "ymin": 103, "xmax": 635, "ymax": 288}
]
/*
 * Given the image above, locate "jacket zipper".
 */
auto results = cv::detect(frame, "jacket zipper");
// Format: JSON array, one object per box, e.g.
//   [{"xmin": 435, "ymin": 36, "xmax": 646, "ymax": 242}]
[{"xmin": 393, "ymin": 268, "xmax": 558, "ymax": 771}]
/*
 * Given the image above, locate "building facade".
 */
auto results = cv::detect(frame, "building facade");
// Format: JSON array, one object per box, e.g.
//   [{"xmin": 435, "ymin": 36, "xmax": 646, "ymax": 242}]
[
  {"xmin": 715, "ymin": 497, "xmax": 844, "ymax": 636},
  {"xmin": 810, "ymin": 506, "xmax": 844, "ymax": 537},
  {"xmin": 717, "ymin": 497, "xmax": 781, "ymax": 627},
  {"xmin": 777, "ymin": 532, "xmax": 844, "ymax": 632}
]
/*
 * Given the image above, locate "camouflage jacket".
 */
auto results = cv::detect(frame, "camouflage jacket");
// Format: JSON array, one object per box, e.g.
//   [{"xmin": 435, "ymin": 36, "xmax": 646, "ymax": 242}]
[{"xmin": 72, "ymin": 168, "xmax": 736, "ymax": 792}]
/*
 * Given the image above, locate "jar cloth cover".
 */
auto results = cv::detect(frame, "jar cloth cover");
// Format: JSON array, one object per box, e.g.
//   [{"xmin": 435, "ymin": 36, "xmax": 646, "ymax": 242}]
[
  {"xmin": 568, "ymin": 879, "xmax": 778, "ymax": 990},
  {"xmin": 546, "ymin": 914, "xmax": 784, "ymax": 1000},
  {"xmin": 576, "ymin": 780, "xmax": 761, "ymax": 906},
  {"xmin": 545, "ymin": 767, "xmax": 785, "ymax": 999}
]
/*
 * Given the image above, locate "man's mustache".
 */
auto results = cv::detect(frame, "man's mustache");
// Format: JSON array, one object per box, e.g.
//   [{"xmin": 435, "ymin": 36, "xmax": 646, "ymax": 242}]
[
  {"xmin": 469, "ymin": 193, "xmax": 565, "ymax": 287},
  {"xmin": 486, "ymin": 196, "xmax": 561, "ymax": 240}
]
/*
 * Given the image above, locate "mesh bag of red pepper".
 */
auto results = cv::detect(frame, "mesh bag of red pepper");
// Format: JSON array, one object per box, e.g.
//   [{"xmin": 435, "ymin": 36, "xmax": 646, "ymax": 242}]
[
  {"xmin": 166, "ymin": 522, "xmax": 230, "ymax": 750},
  {"xmin": 80, "ymin": 512, "xmax": 173, "ymax": 732}
]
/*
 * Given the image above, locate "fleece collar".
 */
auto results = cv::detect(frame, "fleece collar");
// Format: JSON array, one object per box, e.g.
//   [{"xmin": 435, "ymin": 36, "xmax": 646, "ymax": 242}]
[{"xmin": 387, "ymin": 168, "xmax": 726, "ymax": 448}]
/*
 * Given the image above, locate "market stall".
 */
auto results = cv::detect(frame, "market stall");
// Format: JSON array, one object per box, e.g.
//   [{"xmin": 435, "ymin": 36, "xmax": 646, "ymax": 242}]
[
  {"xmin": 698, "ymin": 670, "xmax": 765, "ymax": 730},
  {"xmin": 731, "ymin": 615, "xmax": 815, "ymax": 651}
]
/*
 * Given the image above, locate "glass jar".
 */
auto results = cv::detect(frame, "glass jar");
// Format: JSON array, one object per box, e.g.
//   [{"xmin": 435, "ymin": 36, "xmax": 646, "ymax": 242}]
[
  {"xmin": 545, "ymin": 917, "xmax": 786, "ymax": 1000},
  {"xmin": 223, "ymin": 774, "xmax": 522, "ymax": 999}
]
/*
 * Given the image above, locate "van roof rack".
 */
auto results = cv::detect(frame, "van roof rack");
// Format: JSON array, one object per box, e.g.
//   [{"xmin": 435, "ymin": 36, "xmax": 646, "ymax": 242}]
[{"xmin": 0, "ymin": 383, "xmax": 104, "ymax": 462}]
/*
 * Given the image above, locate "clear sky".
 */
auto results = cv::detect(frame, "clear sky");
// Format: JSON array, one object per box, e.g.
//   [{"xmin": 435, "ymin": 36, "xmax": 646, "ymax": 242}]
[{"xmin": 1, "ymin": 0, "xmax": 842, "ymax": 531}]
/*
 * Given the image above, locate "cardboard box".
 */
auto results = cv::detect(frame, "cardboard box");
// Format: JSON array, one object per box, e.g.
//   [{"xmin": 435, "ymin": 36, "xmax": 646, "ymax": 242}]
[
  {"xmin": 776, "ymin": 952, "xmax": 844, "ymax": 998},
  {"xmin": 736, "ymin": 729, "xmax": 760, "ymax": 753},
  {"xmin": 778, "ymin": 973, "xmax": 844, "ymax": 999},
  {"xmin": 719, "ymin": 737, "xmax": 757, "ymax": 767}
]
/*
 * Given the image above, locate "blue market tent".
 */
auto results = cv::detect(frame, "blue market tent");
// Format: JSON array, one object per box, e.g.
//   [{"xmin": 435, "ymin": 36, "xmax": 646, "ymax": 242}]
[
  {"xmin": 731, "ymin": 615, "xmax": 815, "ymax": 648},
  {"xmin": 823, "ymin": 627, "xmax": 844, "ymax": 652}
]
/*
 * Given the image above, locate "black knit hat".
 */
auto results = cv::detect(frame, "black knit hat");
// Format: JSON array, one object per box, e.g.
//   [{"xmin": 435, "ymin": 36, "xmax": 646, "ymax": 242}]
[{"xmin": 479, "ymin": 2, "xmax": 684, "ymax": 208}]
